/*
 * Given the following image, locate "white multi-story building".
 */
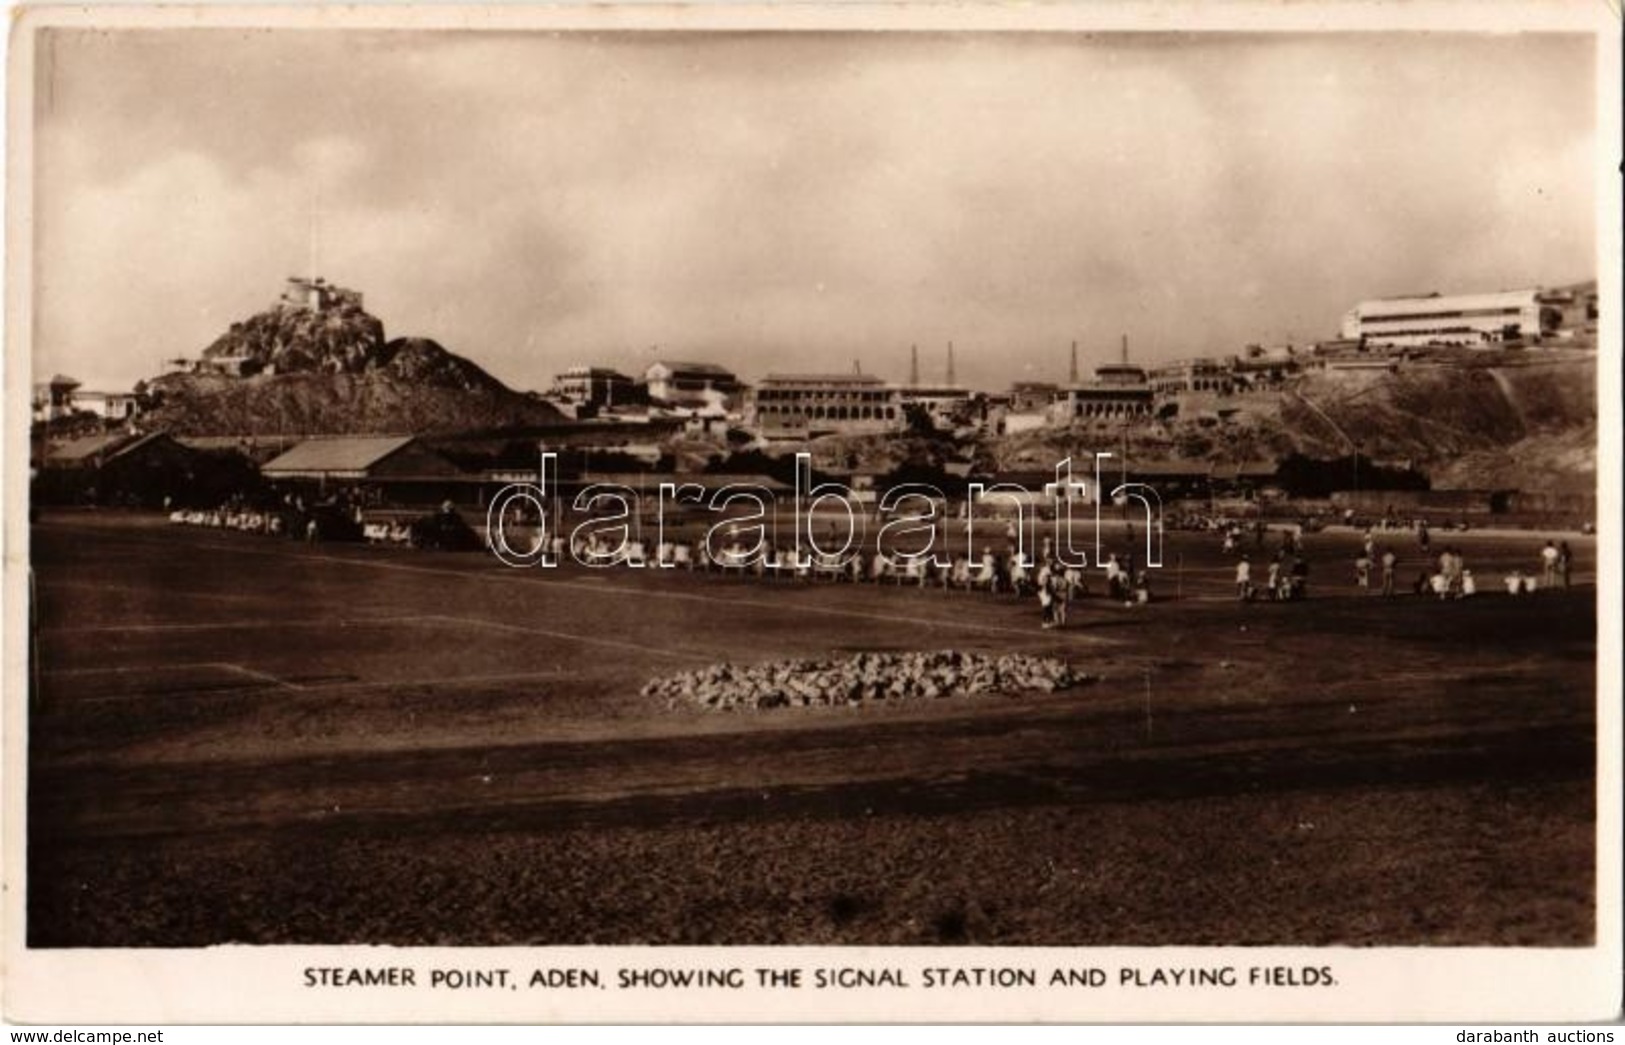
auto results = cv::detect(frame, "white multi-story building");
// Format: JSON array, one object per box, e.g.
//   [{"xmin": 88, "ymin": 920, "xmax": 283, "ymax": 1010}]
[
  {"xmin": 641, "ymin": 360, "xmax": 743, "ymax": 411},
  {"xmin": 1051, "ymin": 364, "xmax": 1154, "ymax": 422},
  {"xmin": 747, "ymin": 373, "xmax": 902, "ymax": 438},
  {"xmin": 31, "ymin": 375, "xmax": 81, "ymax": 422},
  {"xmin": 1340, "ymin": 289, "xmax": 1553, "ymax": 348},
  {"xmin": 1148, "ymin": 357, "xmax": 1234, "ymax": 395},
  {"xmin": 550, "ymin": 366, "xmax": 638, "ymax": 409}
]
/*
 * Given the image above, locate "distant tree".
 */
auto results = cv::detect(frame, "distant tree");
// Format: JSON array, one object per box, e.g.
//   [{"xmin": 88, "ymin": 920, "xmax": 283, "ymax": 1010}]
[{"xmin": 900, "ymin": 402, "xmax": 939, "ymax": 437}]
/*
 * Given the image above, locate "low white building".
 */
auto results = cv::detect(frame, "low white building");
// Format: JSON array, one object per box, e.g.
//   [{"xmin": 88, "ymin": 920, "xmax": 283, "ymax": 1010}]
[
  {"xmin": 74, "ymin": 390, "xmax": 140, "ymax": 422},
  {"xmin": 30, "ymin": 375, "xmax": 140, "ymax": 423}
]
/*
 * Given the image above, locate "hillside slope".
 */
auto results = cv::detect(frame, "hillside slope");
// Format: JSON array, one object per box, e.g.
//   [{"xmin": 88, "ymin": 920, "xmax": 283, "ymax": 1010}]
[
  {"xmin": 145, "ymin": 365, "xmax": 563, "ymax": 437},
  {"xmin": 988, "ymin": 356, "xmax": 1594, "ymax": 492},
  {"xmin": 1297, "ymin": 359, "xmax": 1596, "ymax": 491}
]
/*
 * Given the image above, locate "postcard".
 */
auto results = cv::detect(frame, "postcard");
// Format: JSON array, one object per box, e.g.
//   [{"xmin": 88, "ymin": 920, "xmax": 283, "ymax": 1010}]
[{"xmin": 5, "ymin": 1, "xmax": 1620, "ymax": 1025}]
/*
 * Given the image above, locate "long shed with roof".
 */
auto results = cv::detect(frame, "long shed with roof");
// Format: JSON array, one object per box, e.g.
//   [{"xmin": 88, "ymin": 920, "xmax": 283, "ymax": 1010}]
[
  {"xmin": 260, "ymin": 435, "xmax": 466, "ymax": 504},
  {"xmin": 34, "ymin": 431, "xmax": 219, "ymax": 507}
]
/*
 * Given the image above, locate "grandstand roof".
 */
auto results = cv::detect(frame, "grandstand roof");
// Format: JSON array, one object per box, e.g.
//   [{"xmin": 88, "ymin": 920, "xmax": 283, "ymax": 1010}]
[
  {"xmin": 44, "ymin": 432, "xmax": 170, "ymax": 467},
  {"xmin": 261, "ymin": 435, "xmax": 418, "ymax": 476}
]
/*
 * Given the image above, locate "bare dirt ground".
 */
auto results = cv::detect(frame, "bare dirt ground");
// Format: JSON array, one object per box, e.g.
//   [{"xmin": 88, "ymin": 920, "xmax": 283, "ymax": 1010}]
[{"xmin": 24, "ymin": 513, "xmax": 1596, "ymax": 946}]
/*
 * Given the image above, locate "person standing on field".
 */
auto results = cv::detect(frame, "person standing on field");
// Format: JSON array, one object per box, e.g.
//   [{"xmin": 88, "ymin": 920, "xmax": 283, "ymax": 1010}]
[
  {"xmin": 1541, "ymin": 540, "xmax": 1560, "ymax": 589},
  {"xmin": 1381, "ymin": 547, "xmax": 1397, "ymax": 596},
  {"xmin": 1053, "ymin": 562, "xmax": 1072, "ymax": 625}
]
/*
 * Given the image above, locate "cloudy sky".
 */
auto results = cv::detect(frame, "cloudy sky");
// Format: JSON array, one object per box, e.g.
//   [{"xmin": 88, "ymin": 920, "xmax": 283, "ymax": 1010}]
[{"xmin": 33, "ymin": 28, "xmax": 1597, "ymax": 393}]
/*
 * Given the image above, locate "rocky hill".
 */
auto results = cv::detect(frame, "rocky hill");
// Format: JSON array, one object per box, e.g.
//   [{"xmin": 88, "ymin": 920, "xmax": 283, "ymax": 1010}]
[
  {"xmin": 202, "ymin": 294, "xmax": 386, "ymax": 377},
  {"xmin": 142, "ymin": 290, "xmax": 561, "ymax": 435}
]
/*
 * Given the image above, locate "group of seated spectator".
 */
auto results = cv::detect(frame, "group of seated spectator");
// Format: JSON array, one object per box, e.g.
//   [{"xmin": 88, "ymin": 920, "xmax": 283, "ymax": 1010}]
[
  {"xmin": 362, "ymin": 520, "xmax": 414, "ymax": 545},
  {"xmin": 1501, "ymin": 569, "xmax": 1537, "ymax": 595},
  {"xmin": 169, "ymin": 506, "xmax": 285, "ymax": 537},
  {"xmin": 167, "ymin": 493, "xmax": 361, "ymax": 544},
  {"xmin": 1413, "ymin": 547, "xmax": 1474, "ymax": 598}
]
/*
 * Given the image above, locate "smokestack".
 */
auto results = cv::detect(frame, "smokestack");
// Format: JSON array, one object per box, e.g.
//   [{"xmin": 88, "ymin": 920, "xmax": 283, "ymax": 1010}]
[
  {"xmin": 910, "ymin": 344, "xmax": 919, "ymax": 386},
  {"xmin": 1069, "ymin": 341, "xmax": 1079, "ymax": 384},
  {"xmin": 947, "ymin": 341, "xmax": 956, "ymax": 386},
  {"xmin": 1121, "ymin": 334, "xmax": 1129, "ymax": 365},
  {"xmin": 853, "ymin": 358, "xmax": 862, "ymax": 375}
]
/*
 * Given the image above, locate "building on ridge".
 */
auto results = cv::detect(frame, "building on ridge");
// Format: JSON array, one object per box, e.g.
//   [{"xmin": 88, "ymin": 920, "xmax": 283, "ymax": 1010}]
[
  {"xmin": 747, "ymin": 372, "xmax": 902, "ymax": 438},
  {"xmin": 641, "ymin": 361, "xmax": 744, "ymax": 411},
  {"xmin": 1052, "ymin": 363, "xmax": 1154, "ymax": 422},
  {"xmin": 1339, "ymin": 288, "xmax": 1553, "ymax": 348},
  {"xmin": 550, "ymin": 366, "xmax": 641, "ymax": 410}
]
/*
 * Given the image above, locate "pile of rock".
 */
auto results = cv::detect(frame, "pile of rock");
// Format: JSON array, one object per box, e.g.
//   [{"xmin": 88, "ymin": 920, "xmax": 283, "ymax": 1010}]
[{"xmin": 644, "ymin": 650, "xmax": 1094, "ymax": 711}]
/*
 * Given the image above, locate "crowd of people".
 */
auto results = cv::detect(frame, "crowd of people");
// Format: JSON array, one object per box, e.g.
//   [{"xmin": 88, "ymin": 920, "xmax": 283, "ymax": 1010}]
[
  {"xmin": 1234, "ymin": 550, "xmax": 1311, "ymax": 602},
  {"xmin": 170, "ymin": 489, "xmax": 1584, "ymax": 631},
  {"xmin": 1360, "ymin": 532, "xmax": 1577, "ymax": 599},
  {"xmin": 1500, "ymin": 538, "xmax": 1576, "ymax": 595},
  {"xmin": 1224, "ymin": 521, "xmax": 1584, "ymax": 606},
  {"xmin": 1412, "ymin": 545, "xmax": 1475, "ymax": 598},
  {"xmin": 538, "ymin": 527, "xmax": 1154, "ymax": 630},
  {"xmin": 1401, "ymin": 535, "xmax": 1578, "ymax": 599}
]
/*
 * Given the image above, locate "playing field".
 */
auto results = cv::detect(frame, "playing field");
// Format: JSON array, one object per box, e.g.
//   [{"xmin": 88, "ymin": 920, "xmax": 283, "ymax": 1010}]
[{"xmin": 25, "ymin": 512, "xmax": 1597, "ymax": 946}]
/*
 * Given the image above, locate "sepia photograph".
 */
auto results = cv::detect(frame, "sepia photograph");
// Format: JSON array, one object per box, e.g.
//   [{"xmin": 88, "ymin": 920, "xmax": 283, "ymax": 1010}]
[{"xmin": 4, "ymin": 1, "xmax": 1620, "ymax": 1026}]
